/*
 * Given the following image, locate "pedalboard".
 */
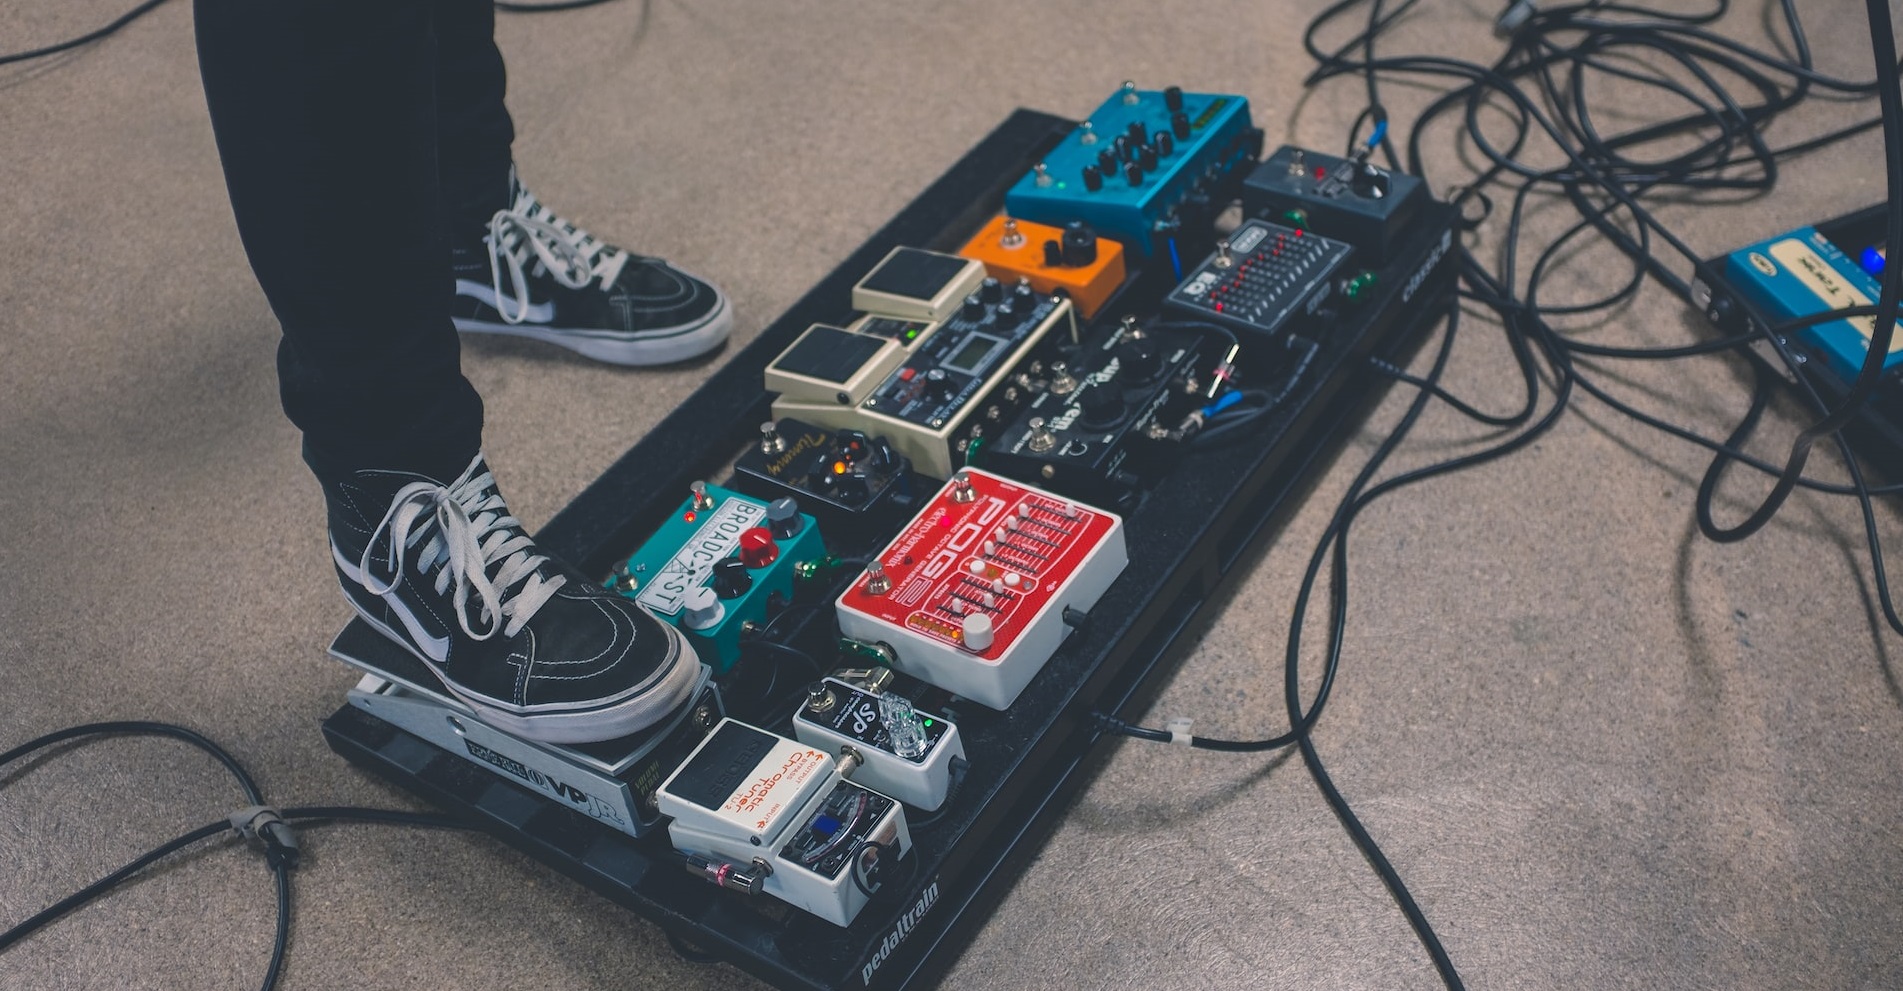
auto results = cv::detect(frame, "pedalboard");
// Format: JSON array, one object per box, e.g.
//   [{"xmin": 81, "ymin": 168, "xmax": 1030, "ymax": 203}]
[
  {"xmin": 776, "ymin": 282, "xmax": 1077, "ymax": 478},
  {"xmin": 958, "ymin": 213, "xmax": 1127, "ymax": 320},
  {"xmin": 794, "ymin": 677, "xmax": 966, "ymax": 811},
  {"xmin": 852, "ymin": 247, "xmax": 990, "ymax": 322},
  {"xmin": 610, "ymin": 482, "xmax": 826, "ymax": 674},
  {"xmin": 1006, "ymin": 83, "xmax": 1259, "ymax": 258},
  {"xmin": 1243, "ymin": 144, "xmax": 1427, "ymax": 262},
  {"xmin": 1166, "ymin": 218, "xmax": 1354, "ymax": 337},
  {"xmin": 734, "ymin": 418, "xmax": 916, "ymax": 531},
  {"xmin": 658, "ymin": 719, "xmax": 912, "ymax": 926},
  {"xmin": 836, "ymin": 468, "xmax": 1126, "ymax": 709},
  {"xmin": 981, "ymin": 317, "xmax": 1210, "ymax": 498}
]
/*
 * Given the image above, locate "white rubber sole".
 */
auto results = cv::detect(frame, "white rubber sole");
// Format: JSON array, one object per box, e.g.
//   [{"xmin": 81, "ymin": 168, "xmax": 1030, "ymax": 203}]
[
  {"xmin": 454, "ymin": 296, "xmax": 732, "ymax": 367},
  {"xmin": 341, "ymin": 594, "xmax": 702, "ymax": 746}
]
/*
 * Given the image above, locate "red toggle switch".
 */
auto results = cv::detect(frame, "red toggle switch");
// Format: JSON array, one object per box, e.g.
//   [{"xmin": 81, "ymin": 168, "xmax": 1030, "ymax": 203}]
[{"xmin": 739, "ymin": 527, "xmax": 779, "ymax": 570}]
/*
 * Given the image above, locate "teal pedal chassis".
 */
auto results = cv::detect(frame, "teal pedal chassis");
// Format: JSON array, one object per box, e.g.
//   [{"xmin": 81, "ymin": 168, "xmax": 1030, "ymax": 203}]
[
  {"xmin": 609, "ymin": 481, "xmax": 826, "ymax": 674},
  {"xmin": 1005, "ymin": 83, "xmax": 1258, "ymax": 258}
]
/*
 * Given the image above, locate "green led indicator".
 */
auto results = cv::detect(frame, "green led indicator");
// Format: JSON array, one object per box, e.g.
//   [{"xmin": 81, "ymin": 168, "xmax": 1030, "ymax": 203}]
[{"xmin": 922, "ymin": 718, "xmax": 934, "ymax": 727}]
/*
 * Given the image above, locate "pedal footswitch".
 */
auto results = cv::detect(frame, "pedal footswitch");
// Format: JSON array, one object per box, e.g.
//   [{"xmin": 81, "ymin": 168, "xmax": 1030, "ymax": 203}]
[
  {"xmin": 836, "ymin": 468, "xmax": 1127, "ymax": 709},
  {"xmin": 852, "ymin": 246, "xmax": 990, "ymax": 322},
  {"xmin": 657, "ymin": 719, "xmax": 912, "ymax": 926}
]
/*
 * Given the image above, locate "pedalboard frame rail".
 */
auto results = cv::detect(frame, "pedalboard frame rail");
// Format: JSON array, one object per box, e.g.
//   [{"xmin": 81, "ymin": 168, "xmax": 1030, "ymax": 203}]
[{"xmin": 322, "ymin": 110, "xmax": 1459, "ymax": 991}]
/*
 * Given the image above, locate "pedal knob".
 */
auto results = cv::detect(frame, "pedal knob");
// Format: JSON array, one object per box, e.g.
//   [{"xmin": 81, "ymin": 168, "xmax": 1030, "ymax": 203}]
[
  {"xmin": 1171, "ymin": 111, "xmax": 1191, "ymax": 140},
  {"xmin": 1097, "ymin": 148, "xmax": 1118, "ymax": 175},
  {"xmin": 1061, "ymin": 222, "xmax": 1098, "ymax": 266},
  {"xmin": 1138, "ymin": 144, "xmax": 1158, "ymax": 172},
  {"xmin": 1117, "ymin": 336, "xmax": 1163, "ymax": 383},
  {"xmin": 1122, "ymin": 161, "xmax": 1143, "ymax": 186},
  {"xmin": 960, "ymin": 613, "xmax": 995, "ymax": 652},
  {"xmin": 766, "ymin": 497, "xmax": 803, "ymax": 540},
  {"xmin": 1043, "ymin": 240, "xmax": 1064, "ymax": 267},
  {"xmin": 737, "ymin": 528, "xmax": 778, "ymax": 571},
  {"xmin": 1082, "ymin": 164, "xmax": 1103, "ymax": 191},
  {"xmin": 979, "ymin": 276, "xmax": 1003, "ymax": 304},
  {"xmin": 1164, "ymin": 85, "xmax": 1184, "ymax": 112},
  {"xmin": 682, "ymin": 586, "xmax": 725, "ymax": 630},
  {"xmin": 713, "ymin": 556, "xmax": 756, "ymax": 599},
  {"xmin": 1153, "ymin": 130, "xmax": 1174, "ymax": 157},
  {"xmin": 961, "ymin": 293, "xmax": 986, "ymax": 321},
  {"xmin": 1126, "ymin": 120, "xmax": 1147, "ymax": 146},
  {"xmin": 1079, "ymin": 385, "xmax": 1125, "ymax": 429},
  {"xmin": 924, "ymin": 367, "xmax": 958, "ymax": 400},
  {"xmin": 1013, "ymin": 277, "xmax": 1036, "ymax": 301}
]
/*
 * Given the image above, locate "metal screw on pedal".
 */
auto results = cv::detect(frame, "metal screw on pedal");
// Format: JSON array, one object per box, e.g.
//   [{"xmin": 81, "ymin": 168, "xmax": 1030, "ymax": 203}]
[
  {"xmin": 693, "ymin": 703, "xmax": 716, "ymax": 728},
  {"xmin": 805, "ymin": 683, "xmax": 838, "ymax": 715},
  {"xmin": 1049, "ymin": 362, "xmax": 1077, "ymax": 396},
  {"xmin": 1034, "ymin": 162, "xmax": 1053, "ymax": 188},
  {"xmin": 1288, "ymin": 149, "xmax": 1306, "ymax": 177},
  {"xmin": 1214, "ymin": 239, "xmax": 1233, "ymax": 268},
  {"xmin": 1027, "ymin": 418, "xmax": 1057, "ymax": 453},
  {"xmin": 1079, "ymin": 121, "xmax": 1097, "ymax": 145},
  {"xmin": 1000, "ymin": 218, "xmax": 1025, "ymax": 248},
  {"xmin": 950, "ymin": 472, "xmax": 977, "ymax": 503},
  {"xmin": 759, "ymin": 421, "xmax": 785, "ymax": 455},
  {"xmin": 864, "ymin": 562, "xmax": 892, "ymax": 596},
  {"xmin": 690, "ymin": 480, "xmax": 715, "ymax": 511},
  {"xmin": 1120, "ymin": 314, "xmax": 1145, "ymax": 340},
  {"xmin": 1121, "ymin": 80, "xmax": 1139, "ymax": 104}
]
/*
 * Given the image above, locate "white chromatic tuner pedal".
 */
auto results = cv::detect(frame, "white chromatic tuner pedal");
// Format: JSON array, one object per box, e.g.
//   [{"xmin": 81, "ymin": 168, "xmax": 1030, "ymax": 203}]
[
  {"xmin": 835, "ymin": 468, "xmax": 1127, "ymax": 709},
  {"xmin": 656, "ymin": 718, "xmax": 911, "ymax": 926},
  {"xmin": 794, "ymin": 678, "xmax": 966, "ymax": 810}
]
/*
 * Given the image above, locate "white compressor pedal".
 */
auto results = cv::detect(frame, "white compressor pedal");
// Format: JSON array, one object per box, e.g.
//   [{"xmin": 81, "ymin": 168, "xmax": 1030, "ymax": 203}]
[
  {"xmin": 835, "ymin": 467, "xmax": 1127, "ymax": 709},
  {"xmin": 656, "ymin": 718, "xmax": 911, "ymax": 927},
  {"xmin": 794, "ymin": 678, "xmax": 966, "ymax": 811}
]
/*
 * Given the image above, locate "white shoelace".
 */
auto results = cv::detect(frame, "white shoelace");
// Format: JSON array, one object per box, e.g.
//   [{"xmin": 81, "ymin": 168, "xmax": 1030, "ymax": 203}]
[
  {"xmin": 359, "ymin": 464, "xmax": 566, "ymax": 640},
  {"xmin": 484, "ymin": 188, "xmax": 631, "ymax": 325}
]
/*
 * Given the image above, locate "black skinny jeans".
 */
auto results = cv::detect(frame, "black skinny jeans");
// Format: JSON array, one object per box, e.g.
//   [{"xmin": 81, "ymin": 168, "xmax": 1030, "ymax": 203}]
[{"xmin": 195, "ymin": 0, "xmax": 514, "ymax": 483}]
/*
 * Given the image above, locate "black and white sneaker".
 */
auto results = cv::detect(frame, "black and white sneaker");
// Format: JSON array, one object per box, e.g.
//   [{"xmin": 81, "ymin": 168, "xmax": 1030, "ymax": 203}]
[
  {"xmin": 324, "ymin": 453, "xmax": 700, "ymax": 744},
  {"xmin": 450, "ymin": 170, "xmax": 732, "ymax": 366}
]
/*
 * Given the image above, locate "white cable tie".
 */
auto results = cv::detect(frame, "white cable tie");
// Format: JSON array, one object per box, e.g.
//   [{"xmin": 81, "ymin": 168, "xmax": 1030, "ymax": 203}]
[{"xmin": 1166, "ymin": 717, "xmax": 1194, "ymax": 746}]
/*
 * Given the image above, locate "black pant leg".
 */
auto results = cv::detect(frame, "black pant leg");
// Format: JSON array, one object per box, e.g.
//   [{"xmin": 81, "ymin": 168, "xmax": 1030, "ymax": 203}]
[
  {"xmin": 195, "ymin": 0, "xmax": 484, "ymax": 484},
  {"xmin": 434, "ymin": 0, "xmax": 517, "ymax": 239}
]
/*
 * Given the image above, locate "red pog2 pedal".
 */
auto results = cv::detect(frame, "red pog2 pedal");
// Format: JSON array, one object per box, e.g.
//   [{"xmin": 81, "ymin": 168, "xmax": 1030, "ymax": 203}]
[{"xmin": 835, "ymin": 468, "xmax": 1127, "ymax": 709}]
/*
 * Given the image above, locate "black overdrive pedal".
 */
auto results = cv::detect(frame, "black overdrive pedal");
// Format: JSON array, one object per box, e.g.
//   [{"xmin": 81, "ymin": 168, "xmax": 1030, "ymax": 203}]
[
  {"xmin": 733, "ymin": 418, "xmax": 916, "ymax": 530},
  {"xmin": 982, "ymin": 317, "xmax": 1211, "ymax": 499},
  {"xmin": 1243, "ymin": 145, "xmax": 1427, "ymax": 262},
  {"xmin": 1165, "ymin": 219, "xmax": 1353, "ymax": 338}
]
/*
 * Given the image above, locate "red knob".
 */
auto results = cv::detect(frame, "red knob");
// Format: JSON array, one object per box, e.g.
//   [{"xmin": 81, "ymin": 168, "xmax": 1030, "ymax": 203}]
[{"xmin": 739, "ymin": 527, "xmax": 779, "ymax": 570}]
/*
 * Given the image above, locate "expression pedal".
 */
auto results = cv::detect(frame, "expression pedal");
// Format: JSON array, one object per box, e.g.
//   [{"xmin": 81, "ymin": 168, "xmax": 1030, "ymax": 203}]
[
  {"xmin": 337, "ymin": 645, "xmax": 723, "ymax": 838},
  {"xmin": 657, "ymin": 718, "xmax": 912, "ymax": 926},
  {"xmin": 794, "ymin": 677, "xmax": 966, "ymax": 811},
  {"xmin": 836, "ymin": 468, "xmax": 1127, "ymax": 709}
]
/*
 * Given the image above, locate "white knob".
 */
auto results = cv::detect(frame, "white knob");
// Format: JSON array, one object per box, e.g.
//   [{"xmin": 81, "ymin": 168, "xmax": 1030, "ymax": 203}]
[
  {"xmin": 681, "ymin": 586, "xmax": 724, "ymax": 631},
  {"xmin": 961, "ymin": 613, "xmax": 995, "ymax": 652}
]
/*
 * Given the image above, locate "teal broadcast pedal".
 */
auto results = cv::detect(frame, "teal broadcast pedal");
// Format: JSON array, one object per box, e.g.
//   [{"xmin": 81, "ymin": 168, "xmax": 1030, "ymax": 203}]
[{"xmin": 608, "ymin": 481, "xmax": 825, "ymax": 674}]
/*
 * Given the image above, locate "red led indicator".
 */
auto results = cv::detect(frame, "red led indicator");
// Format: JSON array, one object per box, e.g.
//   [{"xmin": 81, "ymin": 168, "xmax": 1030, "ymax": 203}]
[
  {"xmin": 1214, "ymin": 301, "xmax": 1224, "ymax": 312},
  {"xmin": 682, "ymin": 511, "xmax": 697, "ymax": 523},
  {"xmin": 1314, "ymin": 166, "xmax": 1326, "ymax": 180}
]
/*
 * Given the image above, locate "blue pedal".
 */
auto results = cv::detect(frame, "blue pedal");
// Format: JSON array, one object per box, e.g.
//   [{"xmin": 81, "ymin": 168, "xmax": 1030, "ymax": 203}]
[
  {"xmin": 1724, "ymin": 226, "xmax": 1899, "ymax": 383},
  {"xmin": 1005, "ymin": 84, "xmax": 1255, "ymax": 258},
  {"xmin": 609, "ymin": 483, "xmax": 826, "ymax": 674}
]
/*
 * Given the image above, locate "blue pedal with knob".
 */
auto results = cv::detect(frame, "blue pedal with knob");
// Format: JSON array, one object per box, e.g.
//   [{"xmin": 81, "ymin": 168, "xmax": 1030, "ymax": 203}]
[
  {"xmin": 607, "ymin": 482, "xmax": 826, "ymax": 674},
  {"xmin": 1004, "ymin": 84, "xmax": 1255, "ymax": 258}
]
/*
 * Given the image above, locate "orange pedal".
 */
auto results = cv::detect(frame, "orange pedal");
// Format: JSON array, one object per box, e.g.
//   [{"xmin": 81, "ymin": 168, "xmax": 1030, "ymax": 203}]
[{"xmin": 958, "ymin": 214, "xmax": 1126, "ymax": 320}]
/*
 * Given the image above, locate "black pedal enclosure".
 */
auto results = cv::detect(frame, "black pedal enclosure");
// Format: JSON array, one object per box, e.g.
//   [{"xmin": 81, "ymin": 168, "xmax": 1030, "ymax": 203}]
[
  {"xmin": 732, "ymin": 418, "xmax": 919, "ymax": 532},
  {"xmin": 1244, "ymin": 144, "xmax": 1427, "ymax": 263},
  {"xmin": 984, "ymin": 319, "xmax": 1209, "ymax": 499}
]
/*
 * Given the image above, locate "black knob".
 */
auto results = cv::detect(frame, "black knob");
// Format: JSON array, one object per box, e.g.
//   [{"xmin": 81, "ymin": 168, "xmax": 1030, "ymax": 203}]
[
  {"xmin": 1078, "ymin": 385, "xmax": 1125, "ymax": 430},
  {"xmin": 1164, "ymin": 86, "xmax": 1184, "ymax": 112},
  {"xmin": 767, "ymin": 497, "xmax": 803, "ymax": 540},
  {"xmin": 1013, "ymin": 278, "xmax": 1036, "ymax": 301},
  {"xmin": 1097, "ymin": 148, "xmax": 1119, "ymax": 174},
  {"xmin": 1154, "ymin": 130, "xmax": 1174, "ymax": 156},
  {"xmin": 1137, "ymin": 144, "xmax": 1158, "ymax": 172},
  {"xmin": 924, "ymin": 367, "xmax": 957, "ymax": 399},
  {"xmin": 1082, "ymin": 164, "xmax": 1103, "ymax": 191},
  {"xmin": 1126, "ymin": 121, "xmax": 1147, "ymax": 146},
  {"xmin": 1352, "ymin": 163, "xmax": 1391, "ymax": 199},
  {"xmin": 979, "ymin": 277, "xmax": 1003, "ymax": 304},
  {"xmin": 962, "ymin": 294, "xmax": 986, "ymax": 320},
  {"xmin": 1116, "ymin": 337, "xmax": 1163, "ymax": 384},
  {"xmin": 1043, "ymin": 239, "xmax": 1064, "ymax": 267},
  {"xmin": 833, "ymin": 472, "xmax": 871, "ymax": 505},
  {"xmin": 1123, "ymin": 160, "xmax": 1143, "ymax": 185},
  {"xmin": 1061, "ymin": 222, "xmax": 1098, "ymax": 266},
  {"xmin": 1171, "ymin": 111, "xmax": 1191, "ymax": 140},
  {"xmin": 712, "ymin": 557, "xmax": 753, "ymax": 600}
]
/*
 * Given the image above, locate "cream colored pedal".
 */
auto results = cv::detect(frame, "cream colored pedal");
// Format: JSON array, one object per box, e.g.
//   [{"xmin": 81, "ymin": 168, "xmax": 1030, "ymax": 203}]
[
  {"xmin": 765, "ymin": 315, "xmax": 942, "ymax": 407},
  {"xmin": 851, "ymin": 247, "xmax": 989, "ymax": 322}
]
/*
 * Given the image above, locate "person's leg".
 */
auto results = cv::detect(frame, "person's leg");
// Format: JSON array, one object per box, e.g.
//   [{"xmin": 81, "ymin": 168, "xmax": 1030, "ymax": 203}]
[
  {"xmin": 195, "ymin": 0, "xmax": 483, "ymax": 484},
  {"xmin": 432, "ymin": 0, "xmax": 516, "ymax": 241},
  {"xmin": 194, "ymin": 0, "xmax": 698, "ymax": 743}
]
